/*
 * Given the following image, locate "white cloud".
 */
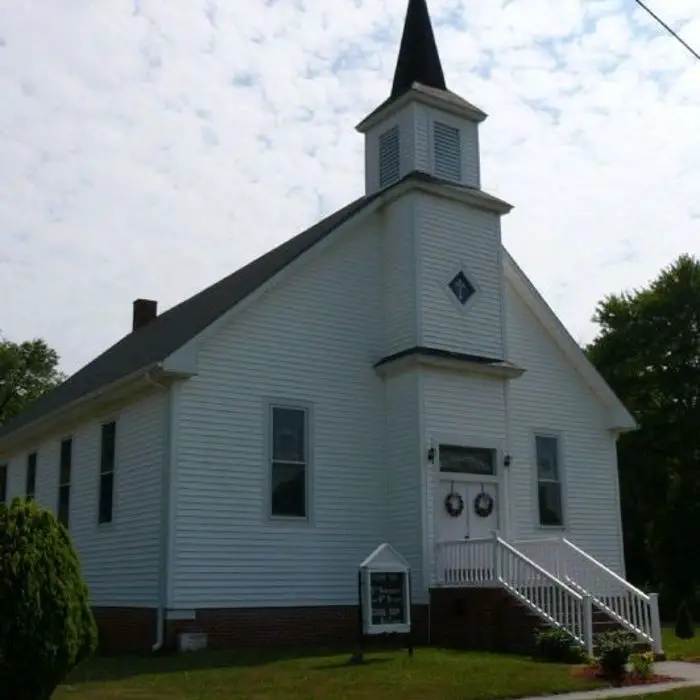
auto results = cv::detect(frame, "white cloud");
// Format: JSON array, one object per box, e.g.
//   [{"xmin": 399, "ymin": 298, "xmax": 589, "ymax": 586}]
[{"xmin": 0, "ymin": 0, "xmax": 699, "ymax": 371}]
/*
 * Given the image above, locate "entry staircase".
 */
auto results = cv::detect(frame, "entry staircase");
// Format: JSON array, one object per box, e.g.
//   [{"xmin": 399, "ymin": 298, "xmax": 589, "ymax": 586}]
[{"xmin": 435, "ymin": 534, "xmax": 663, "ymax": 657}]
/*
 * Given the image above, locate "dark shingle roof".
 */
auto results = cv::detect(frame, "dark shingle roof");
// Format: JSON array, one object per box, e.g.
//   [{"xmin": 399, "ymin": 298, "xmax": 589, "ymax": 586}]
[{"xmin": 0, "ymin": 192, "xmax": 379, "ymax": 440}]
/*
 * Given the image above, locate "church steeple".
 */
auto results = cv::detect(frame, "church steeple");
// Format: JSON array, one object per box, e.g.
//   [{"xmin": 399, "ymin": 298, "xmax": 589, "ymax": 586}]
[
  {"xmin": 357, "ymin": 0, "xmax": 488, "ymax": 196},
  {"xmin": 391, "ymin": 0, "xmax": 446, "ymax": 101}
]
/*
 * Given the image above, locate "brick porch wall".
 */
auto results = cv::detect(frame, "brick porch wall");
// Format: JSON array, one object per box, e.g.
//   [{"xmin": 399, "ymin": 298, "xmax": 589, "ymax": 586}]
[{"xmin": 429, "ymin": 587, "xmax": 544, "ymax": 654}]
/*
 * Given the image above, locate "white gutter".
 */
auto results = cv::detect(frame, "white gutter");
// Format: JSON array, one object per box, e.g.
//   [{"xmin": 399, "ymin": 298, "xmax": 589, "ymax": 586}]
[{"xmin": 144, "ymin": 370, "xmax": 173, "ymax": 653}]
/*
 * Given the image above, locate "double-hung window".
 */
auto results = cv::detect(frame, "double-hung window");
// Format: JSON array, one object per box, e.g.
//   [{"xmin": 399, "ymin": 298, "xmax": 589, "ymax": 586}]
[
  {"xmin": 270, "ymin": 405, "xmax": 308, "ymax": 519},
  {"xmin": 26, "ymin": 452, "xmax": 37, "ymax": 501},
  {"xmin": 58, "ymin": 438, "xmax": 72, "ymax": 527},
  {"xmin": 536, "ymin": 435, "xmax": 564, "ymax": 527},
  {"xmin": 99, "ymin": 421, "xmax": 116, "ymax": 524}
]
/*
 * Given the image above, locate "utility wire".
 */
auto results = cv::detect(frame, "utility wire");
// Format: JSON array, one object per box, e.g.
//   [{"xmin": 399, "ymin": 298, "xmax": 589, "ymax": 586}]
[{"xmin": 633, "ymin": 0, "xmax": 700, "ymax": 62}]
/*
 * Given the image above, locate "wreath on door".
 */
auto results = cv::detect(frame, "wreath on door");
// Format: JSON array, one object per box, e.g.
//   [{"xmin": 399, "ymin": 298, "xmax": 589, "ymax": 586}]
[
  {"xmin": 444, "ymin": 490, "xmax": 464, "ymax": 517},
  {"xmin": 474, "ymin": 491, "xmax": 494, "ymax": 518}
]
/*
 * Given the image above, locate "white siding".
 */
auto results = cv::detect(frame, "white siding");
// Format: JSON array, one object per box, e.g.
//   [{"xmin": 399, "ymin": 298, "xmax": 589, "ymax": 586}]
[
  {"xmin": 382, "ymin": 197, "xmax": 417, "ymax": 355},
  {"xmin": 416, "ymin": 193, "xmax": 504, "ymax": 358},
  {"xmin": 385, "ymin": 371, "xmax": 424, "ymax": 599},
  {"xmin": 505, "ymin": 280, "xmax": 625, "ymax": 574},
  {"xmin": 4, "ymin": 390, "xmax": 164, "ymax": 606},
  {"xmin": 171, "ymin": 221, "xmax": 387, "ymax": 609},
  {"xmin": 422, "ymin": 369, "xmax": 507, "ymax": 582}
]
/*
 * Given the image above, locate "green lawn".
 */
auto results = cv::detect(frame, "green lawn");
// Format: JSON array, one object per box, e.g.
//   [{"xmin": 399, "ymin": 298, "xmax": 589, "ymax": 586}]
[
  {"xmin": 54, "ymin": 648, "xmax": 605, "ymax": 700},
  {"xmin": 663, "ymin": 625, "xmax": 700, "ymax": 660}
]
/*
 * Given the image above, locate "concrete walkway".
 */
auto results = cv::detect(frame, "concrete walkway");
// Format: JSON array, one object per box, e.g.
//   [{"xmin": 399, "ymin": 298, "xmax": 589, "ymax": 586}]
[{"xmin": 517, "ymin": 661, "xmax": 700, "ymax": 700}]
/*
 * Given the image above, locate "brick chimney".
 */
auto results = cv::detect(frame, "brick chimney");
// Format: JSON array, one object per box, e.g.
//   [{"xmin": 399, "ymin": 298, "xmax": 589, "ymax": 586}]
[{"xmin": 132, "ymin": 299, "xmax": 158, "ymax": 331}]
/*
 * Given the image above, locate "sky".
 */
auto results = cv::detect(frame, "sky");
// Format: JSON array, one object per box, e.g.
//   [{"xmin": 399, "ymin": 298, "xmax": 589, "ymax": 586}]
[{"xmin": 1, "ymin": 0, "xmax": 699, "ymax": 375}]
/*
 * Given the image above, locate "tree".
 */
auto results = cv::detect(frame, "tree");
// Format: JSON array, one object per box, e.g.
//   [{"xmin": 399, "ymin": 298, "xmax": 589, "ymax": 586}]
[
  {"xmin": 0, "ymin": 498, "xmax": 97, "ymax": 700},
  {"xmin": 586, "ymin": 255, "xmax": 700, "ymax": 609},
  {"xmin": 0, "ymin": 337, "xmax": 65, "ymax": 426}
]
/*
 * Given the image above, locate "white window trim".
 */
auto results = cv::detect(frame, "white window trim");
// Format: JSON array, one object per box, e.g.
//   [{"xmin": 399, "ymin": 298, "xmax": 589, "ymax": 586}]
[
  {"xmin": 98, "ymin": 419, "xmax": 118, "ymax": 527},
  {"xmin": 57, "ymin": 435, "xmax": 73, "ymax": 527},
  {"xmin": 533, "ymin": 430, "xmax": 567, "ymax": 530},
  {"xmin": 440, "ymin": 260, "xmax": 482, "ymax": 315},
  {"xmin": 264, "ymin": 399, "xmax": 314, "ymax": 526}
]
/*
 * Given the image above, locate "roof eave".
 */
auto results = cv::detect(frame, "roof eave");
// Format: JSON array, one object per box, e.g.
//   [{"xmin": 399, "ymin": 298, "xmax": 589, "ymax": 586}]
[
  {"xmin": 356, "ymin": 85, "xmax": 487, "ymax": 134},
  {"xmin": 0, "ymin": 363, "xmax": 187, "ymax": 456}
]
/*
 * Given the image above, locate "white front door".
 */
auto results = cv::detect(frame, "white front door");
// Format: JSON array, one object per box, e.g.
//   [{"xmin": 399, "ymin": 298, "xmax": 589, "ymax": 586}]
[
  {"xmin": 435, "ymin": 479, "xmax": 499, "ymax": 541},
  {"xmin": 434, "ymin": 444, "xmax": 501, "ymax": 543}
]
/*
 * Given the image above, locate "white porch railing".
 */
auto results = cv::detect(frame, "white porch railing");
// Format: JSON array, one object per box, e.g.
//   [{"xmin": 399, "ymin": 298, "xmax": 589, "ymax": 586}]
[
  {"xmin": 514, "ymin": 537, "xmax": 663, "ymax": 655},
  {"xmin": 436, "ymin": 535, "xmax": 594, "ymax": 654}
]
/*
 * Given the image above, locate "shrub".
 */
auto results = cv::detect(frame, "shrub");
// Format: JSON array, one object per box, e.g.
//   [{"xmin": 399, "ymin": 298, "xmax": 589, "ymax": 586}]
[
  {"xmin": 535, "ymin": 627, "xmax": 588, "ymax": 663},
  {"xmin": 629, "ymin": 651, "xmax": 655, "ymax": 679},
  {"xmin": 675, "ymin": 600, "xmax": 695, "ymax": 639},
  {"xmin": 595, "ymin": 630, "xmax": 634, "ymax": 678},
  {"xmin": 0, "ymin": 498, "xmax": 98, "ymax": 700}
]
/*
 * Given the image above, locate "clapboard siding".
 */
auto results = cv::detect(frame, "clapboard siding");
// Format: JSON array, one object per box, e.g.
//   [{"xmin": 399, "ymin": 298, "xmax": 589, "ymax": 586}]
[
  {"xmin": 3, "ymin": 390, "xmax": 164, "ymax": 605},
  {"xmin": 171, "ymin": 221, "xmax": 387, "ymax": 608},
  {"xmin": 422, "ymin": 369, "xmax": 507, "ymax": 582},
  {"xmin": 385, "ymin": 371, "xmax": 424, "ymax": 599},
  {"xmin": 505, "ymin": 280, "xmax": 624, "ymax": 574},
  {"xmin": 382, "ymin": 197, "xmax": 417, "ymax": 355},
  {"xmin": 416, "ymin": 193, "xmax": 504, "ymax": 358}
]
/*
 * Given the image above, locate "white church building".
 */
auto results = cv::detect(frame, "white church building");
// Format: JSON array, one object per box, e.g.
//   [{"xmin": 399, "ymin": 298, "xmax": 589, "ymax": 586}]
[{"xmin": 0, "ymin": 0, "xmax": 661, "ymax": 655}]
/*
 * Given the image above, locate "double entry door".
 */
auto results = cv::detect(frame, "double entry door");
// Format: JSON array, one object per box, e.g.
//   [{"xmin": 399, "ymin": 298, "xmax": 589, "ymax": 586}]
[{"xmin": 434, "ymin": 444, "xmax": 500, "ymax": 543}]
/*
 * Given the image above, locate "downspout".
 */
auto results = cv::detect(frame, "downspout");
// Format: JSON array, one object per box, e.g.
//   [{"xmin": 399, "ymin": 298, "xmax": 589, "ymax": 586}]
[{"xmin": 145, "ymin": 369, "xmax": 173, "ymax": 652}]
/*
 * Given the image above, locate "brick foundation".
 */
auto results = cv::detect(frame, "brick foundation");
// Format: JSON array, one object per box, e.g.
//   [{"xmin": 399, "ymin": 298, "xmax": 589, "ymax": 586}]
[
  {"xmin": 167, "ymin": 604, "xmax": 430, "ymax": 650},
  {"xmin": 92, "ymin": 607, "xmax": 157, "ymax": 654},
  {"xmin": 93, "ymin": 593, "xmax": 626, "ymax": 655}
]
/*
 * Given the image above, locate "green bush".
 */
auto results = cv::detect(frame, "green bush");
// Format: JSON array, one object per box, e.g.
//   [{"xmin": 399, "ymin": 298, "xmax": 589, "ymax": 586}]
[
  {"xmin": 595, "ymin": 630, "xmax": 634, "ymax": 677},
  {"xmin": 629, "ymin": 651, "xmax": 655, "ymax": 679},
  {"xmin": 0, "ymin": 498, "xmax": 98, "ymax": 700},
  {"xmin": 675, "ymin": 600, "xmax": 695, "ymax": 639},
  {"xmin": 534, "ymin": 627, "xmax": 588, "ymax": 663}
]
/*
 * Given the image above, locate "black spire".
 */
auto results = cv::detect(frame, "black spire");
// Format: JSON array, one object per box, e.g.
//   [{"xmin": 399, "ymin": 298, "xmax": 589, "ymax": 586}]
[{"xmin": 391, "ymin": 0, "xmax": 447, "ymax": 100}]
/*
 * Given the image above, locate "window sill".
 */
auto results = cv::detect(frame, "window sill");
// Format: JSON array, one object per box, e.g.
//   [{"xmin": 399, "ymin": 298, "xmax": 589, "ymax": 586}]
[
  {"xmin": 537, "ymin": 523, "xmax": 566, "ymax": 531},
  {"xmin": 268, "ymin": 515, "xmax": 314, "ymax": 528}
]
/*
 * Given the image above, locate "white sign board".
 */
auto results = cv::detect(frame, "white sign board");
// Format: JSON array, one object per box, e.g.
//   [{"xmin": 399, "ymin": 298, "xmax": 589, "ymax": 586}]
[{"xmin": 359, "ymin": 543, "xmax": 411, "ymax": 636}]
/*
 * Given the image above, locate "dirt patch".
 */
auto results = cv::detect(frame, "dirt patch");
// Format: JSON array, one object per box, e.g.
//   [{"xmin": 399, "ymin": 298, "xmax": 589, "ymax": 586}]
[{"xmin": 572, "ymin": 666, "xmax": 682, "ymax": 687}]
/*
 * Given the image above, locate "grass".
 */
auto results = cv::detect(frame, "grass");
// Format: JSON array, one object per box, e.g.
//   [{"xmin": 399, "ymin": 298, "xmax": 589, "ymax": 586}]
[
  {"xmin": 663, "ymin": 625, "xmax": 700, "ymax": 660},
  {"xmin": 54, "ymin": 647, "xmax": 607, "ymax": 700}
]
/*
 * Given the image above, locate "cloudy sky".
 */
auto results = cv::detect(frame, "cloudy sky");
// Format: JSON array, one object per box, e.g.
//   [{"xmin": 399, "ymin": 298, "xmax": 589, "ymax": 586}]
[{"xmin": 1, "ymin": 0, "xmax": 699, "ymax": 374}]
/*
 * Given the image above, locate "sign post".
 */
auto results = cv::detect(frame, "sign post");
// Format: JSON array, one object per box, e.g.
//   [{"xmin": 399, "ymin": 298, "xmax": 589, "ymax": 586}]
[{"xmin": 353, "ymin": 543, "xmax": 413, "ymax": 663}]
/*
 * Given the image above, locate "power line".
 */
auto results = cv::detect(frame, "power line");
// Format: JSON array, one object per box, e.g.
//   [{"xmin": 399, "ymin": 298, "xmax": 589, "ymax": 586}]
[{"xmin": 632, "ymin": 0, "xmax": 700, "ymax": 62}]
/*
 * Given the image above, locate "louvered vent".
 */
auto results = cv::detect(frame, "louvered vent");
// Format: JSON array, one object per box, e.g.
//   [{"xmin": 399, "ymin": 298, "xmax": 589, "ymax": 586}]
[
  {"xmin": 379, "ymin": 125, "xmax": 400, "ymax": 188},
  {"xmin": 434, "ymin": 122, "xmax": 462, "ymax": 182}
]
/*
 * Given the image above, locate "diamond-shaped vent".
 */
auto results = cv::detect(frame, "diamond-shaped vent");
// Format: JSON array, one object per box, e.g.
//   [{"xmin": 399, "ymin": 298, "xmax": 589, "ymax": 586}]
[{"xmin": 448, "ymin": 271, "xmax": 475, "ymax": 306}]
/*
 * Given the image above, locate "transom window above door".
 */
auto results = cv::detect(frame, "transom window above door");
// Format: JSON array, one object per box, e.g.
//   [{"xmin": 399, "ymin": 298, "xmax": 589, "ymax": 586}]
[{"xmin": 438, "ymin": 445, "xmax": 496, "ymax": 475}]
